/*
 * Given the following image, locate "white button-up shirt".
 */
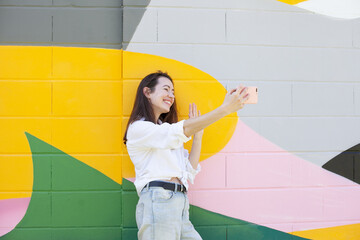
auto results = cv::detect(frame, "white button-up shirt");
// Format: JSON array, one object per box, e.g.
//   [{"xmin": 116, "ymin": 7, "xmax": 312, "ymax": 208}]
[{"xmin": 126, "ymin": 118, "xmax": 201, "ymax": 195}]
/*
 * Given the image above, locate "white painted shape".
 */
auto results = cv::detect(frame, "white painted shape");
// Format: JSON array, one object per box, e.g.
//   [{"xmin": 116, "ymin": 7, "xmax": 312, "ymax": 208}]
[
  {"xmin": 227, "ymin": 10, "xmax": 353, "ymax": 47},
  {"xmin": 124, "ymin": 0, "xmax": 307, "ymax": 12},
  {"xmin": 254, "ymin": 117, "xmax": 360, "ymax": 152},
  {"xmin": 123, "ymin": 8, "xmax": 157, "ymax": 43},
  {"xmin": 227, "ymin": 81, "xmax": 292, "ymax": 116},
  {"xmin": 355, "ymin": 84, "xmax": 360, "ymax": 115},
  {"xmin": 295, "ymin": 152, "xmax": 342, "ymax": 166},
  {"xmin": 158, "ymin": 8, "xmax": 225, "ymax": 44},
  {"xmin": 296, "ymin": 0, "xmax": 360, "ymax": 19},
  {"xmin": 292, "ymin": 83, "xmax": 354, "ymax": 116}
]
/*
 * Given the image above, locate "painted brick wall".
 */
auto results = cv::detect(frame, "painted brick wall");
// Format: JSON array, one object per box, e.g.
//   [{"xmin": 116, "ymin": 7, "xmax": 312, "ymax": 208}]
[
  {"xmin": 1, "ymin": 0, "xmax": 360, "ymax": 239},
  {"xmin": 123, "ymin": 0, "xmax": 360, "ymax": 237},
  {"xmin": 0, "ymin": 0, "xmax": 123, "ymax": 49}
]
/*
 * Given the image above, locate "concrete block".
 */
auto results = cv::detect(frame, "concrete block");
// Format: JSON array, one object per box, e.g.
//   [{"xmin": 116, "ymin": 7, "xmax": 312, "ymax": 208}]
[
  {"xmin": 0, "ymin": 118, "xmax": 52, "ymax": 154},
  {"xmin": 53, "ymin": 8, "xmax": 122, "ymax": 44},
  {"xmin": 53, "ymin": 0, "xmax": 122, "ymax": 7},
  {"xmin": 227, "ymin": 10, "xmax": 353, "ymax": 48},
  {"xmin": 52, "ymin": 228, "xmax": 122, "ymax": 240},
  {"xmin": 123, "ymin": 0, "xmax": 306, "ymax": 12},
  {"xmin": 355, "ymin": 84, "xmax": 360, "ymax": 115},
  {"xmin": 293, "ymin": 83, "xmax": 354, "ymax": 116},
  {"xmin": 122, "ymin": 229, "xmax": 137, "ymax": 240},
  {"xmin": 0, "ymin": 228, "xmax": 52, "ymax": 239},
  {"xmin": 53, "ymin": 81, "xmax": 122, "ymax": 116},
  {"xmin": 52, "ymin": 191, "xmax": 122, "ymax": 226},
  {"xmin": 227, "ymin": 81, "xmax": 292, "ymax": 116},
  {"xmin": 294, "ymin": 151, "xmax": 340, "ymax": 167},
  {"xmin": 0, "ymin": 82, "xmax": 51, "ymax": 116},
  {"xmin": 158, "ymin": 8, "xmax": 225, "ymax": 44},
  {"xmin": 190, "ymin": 45, "xmax": 360, "ymax": 82},
  {"xmin": 191, "ymin": 154, "xmax": 226, "ymax": 190},
  {"xmin": 226, "ymin": 153, "xmax": 292, "ymax": 188},
  {"xmin": 0, "ymin": 7, "xmax": 52, "ymax": 42},
  {"xmin": 20, "ymin": 192, "xmax": 51, "ymax": 227},
  {"xmin": 195, "ymin": 226, "xmax": 226, "ymax": 240},
  {"xmin": 353, "ymin": 18, "xmax": 360, "ymax": 48},
  {"xmin": 0, "ymin": 0, "xmax": 51, "ymax": 6},
  {"xmin": 257, "ymin": 117, "xmax": 360, "ymax": 152},
  {"xmin": 122, "ymin": 191, "xmax": 138, "ymax": 228},
  {"xmin": 123, "ymin": 7, "xmax": 157, "ymax": 43},
  {"xmin": 323, "ymin": 186, "xmax": 360, "ymax": 221},
  {"xmin": 52, "ymin": 118, "xmax": 122, "ymax": 154},
  {"xmin": 125, "ymin": 43, "xmax": 360, "ymax": 83},
  {"xmin": 189, "ymin": 188, "xmax": 323, "ymax": 224},
  {"xmin": 228, "ymin": 224, "xmax": 294, "ymax": 239}
]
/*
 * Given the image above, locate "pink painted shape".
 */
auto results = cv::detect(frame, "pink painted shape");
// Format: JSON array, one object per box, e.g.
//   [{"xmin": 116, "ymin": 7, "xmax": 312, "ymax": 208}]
[
  {"xmin": 191, "ymin": 154, "xmax": 226, "ymax": 190},
  {"xmin": 188, "ymin": 119, "xmax": 360, "ymax": 232},
  {"xmin": 0, "ymin": 197, "xmax": 30, "ymax": 237}
]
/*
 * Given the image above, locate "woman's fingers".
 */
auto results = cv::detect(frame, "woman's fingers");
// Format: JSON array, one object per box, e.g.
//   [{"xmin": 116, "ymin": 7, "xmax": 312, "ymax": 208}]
[{"xmin": 189, "ymin": 103, "xmax": 200, "ymax": 118}]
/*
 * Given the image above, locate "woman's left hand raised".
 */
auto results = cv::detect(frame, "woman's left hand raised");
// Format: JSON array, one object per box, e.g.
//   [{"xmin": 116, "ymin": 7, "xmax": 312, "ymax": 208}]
[{"xmin": 189, "ymin": 103, "xmax": 204, "ymax": 138}]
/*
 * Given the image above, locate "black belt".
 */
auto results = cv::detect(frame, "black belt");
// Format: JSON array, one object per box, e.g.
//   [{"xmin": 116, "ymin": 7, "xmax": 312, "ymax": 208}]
[{"xmin": 143, "ymin": 181, "xmax": 187, "ymax": 193}]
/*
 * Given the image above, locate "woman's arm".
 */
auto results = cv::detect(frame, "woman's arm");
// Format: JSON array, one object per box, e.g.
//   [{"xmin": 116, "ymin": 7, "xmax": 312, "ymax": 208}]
[
  {"xmin": 183, "ymin": 85, "xmax": 248, "ymax": 137},
  {"xmin": 187, "ymin": 103, "xmax": 204, "ymax": 169}
]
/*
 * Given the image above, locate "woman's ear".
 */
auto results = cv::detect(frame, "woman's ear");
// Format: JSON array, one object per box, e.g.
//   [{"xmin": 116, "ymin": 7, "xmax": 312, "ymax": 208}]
[{"xmin": 143, "ymin": 87, "xmax": 151, "ymax": 98}]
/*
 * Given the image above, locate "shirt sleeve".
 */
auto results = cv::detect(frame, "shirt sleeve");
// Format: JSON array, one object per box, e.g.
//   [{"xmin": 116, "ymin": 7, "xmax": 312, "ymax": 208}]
[
  {"xmin": 127, "ymin": 120, "xmax": 191, "ymax": 149},
  {"xmin": 183, "ymin": 148, "xmax": 201, "ymax": 184}
]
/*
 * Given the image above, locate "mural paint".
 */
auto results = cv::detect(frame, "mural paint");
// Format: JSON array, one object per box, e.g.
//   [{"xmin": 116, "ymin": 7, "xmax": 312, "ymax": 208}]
[
  {"xmin": 278, "ymin": 0, "xmax": 360, "ymax": 19},
  {"xmin": 1, "ymin": 0, "xmax": 360, "ymax": 239},
  {"xmin": 1, "ymin": 46, "xmax": 360, "ymax": 239},
  {"xmin": 0, "ymin": 132, "xmax": 309, "ymax": 239}
]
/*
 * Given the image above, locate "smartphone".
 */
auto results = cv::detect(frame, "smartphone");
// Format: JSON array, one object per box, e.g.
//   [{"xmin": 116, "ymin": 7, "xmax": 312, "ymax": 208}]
[{"xmin": 244, "ymin": 86, "xmax": 258, "ymax": 104}]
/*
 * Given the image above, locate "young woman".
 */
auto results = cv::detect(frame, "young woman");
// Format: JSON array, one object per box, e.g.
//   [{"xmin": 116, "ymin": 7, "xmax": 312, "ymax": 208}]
[{"xmin": 123, "ymin": 71, "xmax": 248, "ymax": 240}]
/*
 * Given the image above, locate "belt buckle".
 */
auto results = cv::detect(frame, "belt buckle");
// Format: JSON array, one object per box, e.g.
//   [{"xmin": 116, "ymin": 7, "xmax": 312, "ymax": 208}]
[{"xmin": 173, "ymin": 183, "xmax": 177, "ymax": 193}]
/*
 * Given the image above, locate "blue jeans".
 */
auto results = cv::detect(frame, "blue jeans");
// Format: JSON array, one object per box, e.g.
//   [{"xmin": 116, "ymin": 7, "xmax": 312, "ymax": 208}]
[{"xmin": 136, "ymin": 185, "xmax": 202, "ymax": 240}]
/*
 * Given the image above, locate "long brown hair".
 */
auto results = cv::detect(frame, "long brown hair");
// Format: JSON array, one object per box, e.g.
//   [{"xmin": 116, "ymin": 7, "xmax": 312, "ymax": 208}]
[{"xmin": 123, "ymin": 71, "xmax": 179, "ymax": 144}]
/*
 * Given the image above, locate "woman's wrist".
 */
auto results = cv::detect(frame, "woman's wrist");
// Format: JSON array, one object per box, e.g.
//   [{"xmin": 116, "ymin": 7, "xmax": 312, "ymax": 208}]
[{"xmin": 193, "ymin": 133, "xmax": 203, "ymax": 141}]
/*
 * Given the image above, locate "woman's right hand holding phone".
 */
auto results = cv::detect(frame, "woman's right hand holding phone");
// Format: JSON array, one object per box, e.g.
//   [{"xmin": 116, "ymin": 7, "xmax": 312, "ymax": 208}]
[{"xmin": 221, "ymin": 85, "xmax": 249, "ymax": 114}]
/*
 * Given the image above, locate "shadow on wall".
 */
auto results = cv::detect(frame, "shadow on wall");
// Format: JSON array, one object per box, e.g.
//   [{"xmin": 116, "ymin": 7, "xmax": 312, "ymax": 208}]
[{"xmin": 0, "ymin": 0, "xmax": 151, "ymax": 50}]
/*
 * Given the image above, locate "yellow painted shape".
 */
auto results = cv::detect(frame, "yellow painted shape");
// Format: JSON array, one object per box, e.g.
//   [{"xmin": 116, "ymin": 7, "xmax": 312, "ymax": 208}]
[
  {"xmin": 53, "ymin": 118, "xmax": 122, "ymax": 154},
  {"xmin": 0, "ymin": 193, "xmax": 32, "ymax": 201},
  {"xmin": 0, "ymin": 46, "xmax": 52, "ymax": 79},
  {"xmin": 122, "ymin": 155, "xmax": 135, "ymax": 179},
  {"xmin": 53, "ymin": 81, "xmax": 122, "ymax": 116},
  {"xmin": 292, "ymin": 223, "xmax": 360, "ymax": 240},
  {"xmin": 0, "ymin": 156, "xmax": 33, "ymax": 199},
  {"xmin": 123, "ymin": 51, "xmax": 214, "ymax": 80},
  {"xmin": 71, "ymin": 155, "xmax": 123, "ymax": 184},
  {"xmin": 277, "ymin": 0, "xmax": 307, "ymax": 5},
  {"xmin": 0, "ymin": 46, "xmax": 237, "ymax": 199},
  {"xmin": 0, "ymin": 119, "xmax": 52, "ymax": 154},
  {"xmin": 53, "ymin": 47, "xmax": 122, "ymax": 80},
  {"xmin": 0, "ymin": 82, "xmax": 52, "ymax": 116}
]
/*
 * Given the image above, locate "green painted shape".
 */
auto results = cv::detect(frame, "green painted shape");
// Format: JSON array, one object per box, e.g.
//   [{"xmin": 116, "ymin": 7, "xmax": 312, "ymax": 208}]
[
  {"xmin": 1, "ymin": 133, "xmax": 310, "ymax": 240},
  {"xmin": 122, "ymin": 191, "xmax": 138, "ymax": 227},
  {"xmin": 52, "ymin": 228, "xmax": 122, "ymax": 240},
  {"xmin": 196, "ymin": 226, "xmax": 227, "ymax": 240},
  {"xmin": 52, "ymin": 191, "xmax": 122, "ymax": 227},
  {"xmin": 190, "ymin": 205, "xmax": 310, "ymax": 240},
  {"xmin": 0, "ymin": 132, "xmax": 122, "ymax": 239}
]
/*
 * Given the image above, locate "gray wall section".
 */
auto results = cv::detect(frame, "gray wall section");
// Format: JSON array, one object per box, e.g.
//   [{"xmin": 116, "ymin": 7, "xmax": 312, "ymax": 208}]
[{"xmin": 0, "ymin": 0, "xmax": 147, "ymax": 49}]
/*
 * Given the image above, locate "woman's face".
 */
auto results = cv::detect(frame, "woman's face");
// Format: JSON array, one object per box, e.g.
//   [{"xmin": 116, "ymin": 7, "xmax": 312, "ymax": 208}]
[{"xmin": 147, "ymin": 76, "xmax": 175, "ymax": 119}]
